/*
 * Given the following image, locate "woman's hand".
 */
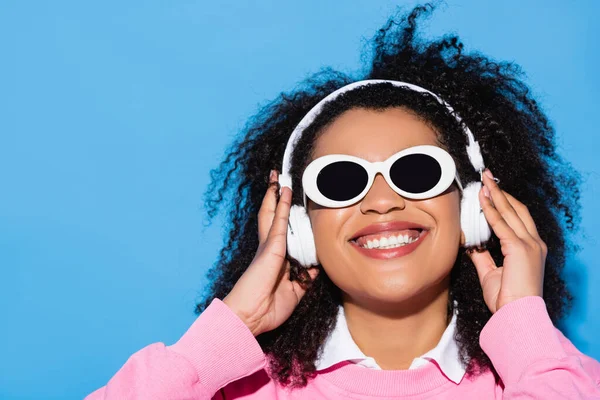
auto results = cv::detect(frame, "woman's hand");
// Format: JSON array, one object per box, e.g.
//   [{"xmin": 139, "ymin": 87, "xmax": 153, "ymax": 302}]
[
  {"xmin": 223, "ymin": 170, "xmax": 320, "ymax": 336},
  {"xmin": 467, "ymin": 169, "xmax": 547, "ymax": 314}
]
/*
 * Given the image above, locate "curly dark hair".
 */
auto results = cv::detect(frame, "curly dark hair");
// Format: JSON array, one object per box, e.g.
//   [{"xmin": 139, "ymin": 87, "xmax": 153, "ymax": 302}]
[{"xmin": 195, "ymin": 3, "xmax": 581, "ymax": 389}]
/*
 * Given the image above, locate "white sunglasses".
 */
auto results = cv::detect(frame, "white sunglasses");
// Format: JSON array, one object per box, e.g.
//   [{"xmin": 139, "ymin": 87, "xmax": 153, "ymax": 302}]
[{"xmin": 302, "ymin": 145, "xmax": 463, "ymax": 208}]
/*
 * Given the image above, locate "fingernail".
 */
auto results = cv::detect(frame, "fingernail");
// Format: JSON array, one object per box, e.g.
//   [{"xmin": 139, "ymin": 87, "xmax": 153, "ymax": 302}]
[
  {"xmin": 484, "ymin": 169, "xmax": 494, "ymax": 180},
  {"xmin": 269, "ymin": 170, "xmax": 276, "ymax": 181},
  {"xmin": 483, "ymin": 185, "xmax": 490, "ymax": 198}
]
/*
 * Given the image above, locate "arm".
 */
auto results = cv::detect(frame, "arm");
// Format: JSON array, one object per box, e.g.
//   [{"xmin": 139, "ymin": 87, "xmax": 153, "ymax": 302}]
[
  {"xmin": 85, "ymin": 298, "xmax": 267, "ymax": 400},
  {"xmin": 480, "ymin": 296, "xmax": 600, "ymax": 399}
]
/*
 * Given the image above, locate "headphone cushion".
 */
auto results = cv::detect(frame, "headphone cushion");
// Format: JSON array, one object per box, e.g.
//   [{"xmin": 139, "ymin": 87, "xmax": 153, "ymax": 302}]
[
  {"xmin": 460, "ymin": 181, "xmax": 492, "ymax": 248},
  {"xmin": 287, "ymin": 205, "xmax": 319, "ymax": 267}
]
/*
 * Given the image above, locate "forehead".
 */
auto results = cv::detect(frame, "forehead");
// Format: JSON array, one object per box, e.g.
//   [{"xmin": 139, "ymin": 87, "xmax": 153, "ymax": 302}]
[{"xmin": 311, "ymin": 107, "xmax": 440, "ymax": 162}]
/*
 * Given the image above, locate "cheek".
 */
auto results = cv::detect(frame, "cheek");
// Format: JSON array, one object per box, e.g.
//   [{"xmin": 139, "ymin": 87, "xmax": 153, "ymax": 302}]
[
  {"xmin": 421, "ymin": 194, "xmax": 463, "ymax": 270},
  {"xmin": 309, "ymin": 207, "xmax": 356, "ymax": 276},
  {"xmin": 309, "ymin": 207, "xmax": 351, "ymax": 250},
  {"xmin": 310, "ymin": 207, "xmax": 376, "ymax": 300}
]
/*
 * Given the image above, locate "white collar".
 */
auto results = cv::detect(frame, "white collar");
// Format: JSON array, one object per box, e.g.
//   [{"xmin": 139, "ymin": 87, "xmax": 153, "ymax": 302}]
[{"xmin": 315, "ymin": 302, "xmax": 466, "ymax": 384}]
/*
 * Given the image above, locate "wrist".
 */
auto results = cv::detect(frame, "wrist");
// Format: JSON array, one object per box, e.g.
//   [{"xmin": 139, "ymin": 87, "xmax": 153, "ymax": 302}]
[
  {"xmin": 222, "ymin": 296, "xmax": 261, "ymax": 336},
  {"xmin": 497, "ymin": 293, "xmax": 543, "ymax": 312}
]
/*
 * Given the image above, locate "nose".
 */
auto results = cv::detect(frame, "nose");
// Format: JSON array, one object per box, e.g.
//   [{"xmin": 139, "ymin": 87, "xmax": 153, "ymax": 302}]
[{"xmin": 359, "ymin": 173, "xmax": 406, "ymax": 214}]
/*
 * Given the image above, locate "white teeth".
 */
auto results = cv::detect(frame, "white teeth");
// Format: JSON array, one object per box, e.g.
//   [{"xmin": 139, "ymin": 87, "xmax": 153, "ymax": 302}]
[{"xmin": 359, "ymin": 232, "xmax": 422, "ymax": 249}]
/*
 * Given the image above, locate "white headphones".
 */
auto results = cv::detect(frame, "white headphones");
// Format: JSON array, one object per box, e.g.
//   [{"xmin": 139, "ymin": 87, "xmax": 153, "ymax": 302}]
[{"xmin": 278, "ymin": 79, "xmax": 491, "ymax": 267}]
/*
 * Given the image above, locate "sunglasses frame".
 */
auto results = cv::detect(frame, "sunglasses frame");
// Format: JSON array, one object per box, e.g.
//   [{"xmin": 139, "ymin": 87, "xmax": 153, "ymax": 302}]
[{"xmin": 302, "ymin": 145, "xmax": 463, "ymax": 208}]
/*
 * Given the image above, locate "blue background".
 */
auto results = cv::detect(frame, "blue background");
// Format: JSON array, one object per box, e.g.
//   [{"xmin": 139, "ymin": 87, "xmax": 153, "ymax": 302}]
[{"xmin": 1, "ymin": 1, "xmax": 598, "ymax": 398}]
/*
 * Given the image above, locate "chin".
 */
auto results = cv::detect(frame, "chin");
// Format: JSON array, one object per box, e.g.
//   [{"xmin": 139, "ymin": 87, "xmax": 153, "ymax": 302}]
[
  {"xmin": 346, "ymin": 270, "xmax": 448, "ymax": 306},
  {"xmin": 353, "ymin": 278, "xmax": 424, "ymax": 303}
]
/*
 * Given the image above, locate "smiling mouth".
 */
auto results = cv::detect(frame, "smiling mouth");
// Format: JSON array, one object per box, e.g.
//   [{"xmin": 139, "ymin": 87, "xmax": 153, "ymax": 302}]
[
  {"xmin": 349, "ymin": 228, "xmax": 426, "ymax": 250},
  {"xmin": 348, "ymin": 228, "xmax": 429, "ymax": 260}
]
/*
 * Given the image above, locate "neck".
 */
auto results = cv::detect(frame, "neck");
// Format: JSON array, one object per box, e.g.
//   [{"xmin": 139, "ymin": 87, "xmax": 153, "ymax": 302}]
[{"xmin": 341, "ymin": 277, "xmax": 451, "ymax": 370}]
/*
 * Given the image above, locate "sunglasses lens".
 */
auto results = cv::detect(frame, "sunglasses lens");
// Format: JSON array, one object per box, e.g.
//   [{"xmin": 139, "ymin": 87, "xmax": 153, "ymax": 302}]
[
  {"xmin": 390, "ymin": 154, "xmax": 442, "ymax": 194},
  {"xmin": 317, "ymin": 161, "xmax": 368, "ymax": 202}
]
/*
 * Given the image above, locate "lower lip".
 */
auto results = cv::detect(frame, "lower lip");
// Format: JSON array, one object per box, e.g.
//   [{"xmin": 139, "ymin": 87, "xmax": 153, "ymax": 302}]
[{"xmin": 350, "ymin": 230, "xmax": 429, "ymax": 260}]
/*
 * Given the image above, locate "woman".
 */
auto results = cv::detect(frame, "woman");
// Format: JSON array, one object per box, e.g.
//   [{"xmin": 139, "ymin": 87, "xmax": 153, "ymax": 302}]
[{"xmin": 86, "ymin": 4, "xmax": 600, "ymax": 399}]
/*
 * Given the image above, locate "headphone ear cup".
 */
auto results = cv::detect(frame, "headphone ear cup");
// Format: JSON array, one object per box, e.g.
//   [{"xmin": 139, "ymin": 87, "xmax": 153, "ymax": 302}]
[
  {"xmin": 460, "ymin": 181, "xmax": 492, "ymax": 248},
  {"xmin": 287, "ymin": 205, "xmax": 319, "ymax": 267}
]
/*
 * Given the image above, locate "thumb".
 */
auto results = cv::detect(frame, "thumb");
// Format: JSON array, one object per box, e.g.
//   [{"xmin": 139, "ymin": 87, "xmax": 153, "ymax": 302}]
[{"xmin": 467, "ymin": 249, "xmax": 497, "ymax": 287}]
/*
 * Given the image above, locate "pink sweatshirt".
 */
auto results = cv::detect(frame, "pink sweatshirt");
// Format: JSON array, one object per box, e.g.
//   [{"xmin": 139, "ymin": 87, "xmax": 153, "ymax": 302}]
[{"xmin": 85, "ymin": 296, "xmax": 600, "ymax": 399}]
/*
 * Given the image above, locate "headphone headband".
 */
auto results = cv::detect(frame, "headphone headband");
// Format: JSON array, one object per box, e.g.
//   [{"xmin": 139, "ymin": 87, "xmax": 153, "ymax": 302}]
[{"xmin": 278, "ymin": 79, "xmax": 485, "ymax": 193}]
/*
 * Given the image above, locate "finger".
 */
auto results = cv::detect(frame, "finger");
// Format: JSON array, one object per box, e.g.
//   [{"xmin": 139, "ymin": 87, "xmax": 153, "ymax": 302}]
[
  {"xmin": 466, "ymin": 248, "xmax": 497, "ymax": 286},
  {"xmin": 502, "ymin": 191, "xmax": 541, "ymax": 240},
  {"xmin": 253, "ymin": 186, "xmax": 292, "ymax": 276},
  {"xmin": 265, "ymin": 185, "xmax": 293, "ymax": 248},
  {"xmin": 258, "ymin": 170, "xmax": 279, "ymax": 245},
  {"xmin": 479, "ymin": 187, "xmax": 521, "ymax": 242},
  {"xmin": 482, "ymin": 170, "xmax": 532, "ymax": 240}
]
